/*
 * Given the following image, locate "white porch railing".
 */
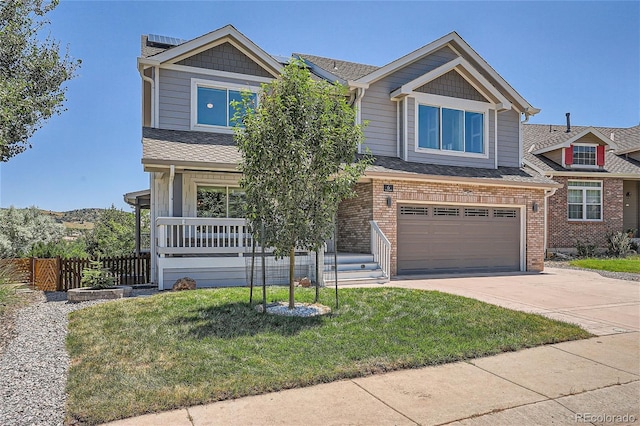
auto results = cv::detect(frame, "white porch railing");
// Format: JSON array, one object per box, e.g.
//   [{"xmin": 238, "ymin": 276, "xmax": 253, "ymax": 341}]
[
  {"xmin": 156, "ymin": 217, "xmax": 253, "ymax": 256},
  {"xmin": 370, "ymin": 220, "xmax": 391, "ymax": 280}
]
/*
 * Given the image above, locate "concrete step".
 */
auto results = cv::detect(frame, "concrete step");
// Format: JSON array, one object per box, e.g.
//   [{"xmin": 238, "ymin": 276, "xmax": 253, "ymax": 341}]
[
  {"xmin": 324, "ymin": 269, "xmax": 385, "ymax": 280},
  {"xmin": 327, "ymin": 262, "xmax": 380, "ymax": 272},
  {"xmin": 323, "ymin": 276, "xmax": 388, "ymax": 286},
  {"xmin": 324, "ymin": 253, "xmax": 374, "ymax": 265}
]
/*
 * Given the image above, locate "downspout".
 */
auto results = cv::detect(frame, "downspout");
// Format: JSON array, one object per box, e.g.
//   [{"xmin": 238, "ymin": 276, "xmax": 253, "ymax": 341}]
[
  {"xmin": 354, "ymin": 87, "xmax": 366, "ymax": 154},
  {"xmin": 154, "ymin": 66, "xmax": 160, "ymax": 128},
  {"xmin": 139, "ymin": 67, "xmax": 155, "ymax": 127},
  {"xmin": 543, "ymin": 186, "xmax": 558, "ymax": 258},
  {"xmin": 494, "ymin": 109, "xmax": 498, "ymax": 169},
  {"xmin": 168, "ymin": 165, "xmax": 175, "ymax": 217}
]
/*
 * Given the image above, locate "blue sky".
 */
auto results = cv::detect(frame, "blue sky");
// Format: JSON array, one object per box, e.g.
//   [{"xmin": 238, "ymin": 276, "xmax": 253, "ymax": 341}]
[{"xmin": 0, "ymin": 1, "xmax": 638, "ymax": 212}]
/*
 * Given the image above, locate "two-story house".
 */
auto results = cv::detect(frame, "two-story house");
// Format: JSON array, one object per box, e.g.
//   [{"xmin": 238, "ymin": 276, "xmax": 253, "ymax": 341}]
[
  {"xmin": 132, "ymin": 25, "xmax": 560, "ymax": 289},
  {"xmin": 524, "ymin": 120, "xmax": 640, "ymax": 253}
]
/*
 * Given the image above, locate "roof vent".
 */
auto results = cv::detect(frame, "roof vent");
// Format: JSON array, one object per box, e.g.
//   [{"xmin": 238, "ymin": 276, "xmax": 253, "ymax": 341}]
[
  {"xmin": 565, "ymin": 112, "xmax": 571, "ymax": 133},
  {"xmin": 610, "ymin": 132, "xmax": 615, "ymax": 141}
]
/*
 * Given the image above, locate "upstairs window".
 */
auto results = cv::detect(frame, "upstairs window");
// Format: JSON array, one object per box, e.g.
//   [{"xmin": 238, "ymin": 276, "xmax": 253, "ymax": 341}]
[
  {"xmin": 192, "ymin": 79, "xmax": 258, "ymax": 131},
  {"xmin": 417, "ymin": 105, "xmax": 485, "ymax": 154},
  {"xmin": 567, "ymin": 181, "xmax": 602, "ymax": 221},
  {"xmin": 572, "ymin": 145, "xmax": 596, "ymax": 166}
]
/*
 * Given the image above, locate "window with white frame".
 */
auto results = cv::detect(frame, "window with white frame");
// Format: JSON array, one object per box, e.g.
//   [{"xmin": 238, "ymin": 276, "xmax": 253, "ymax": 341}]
[
  {"xmin": 572, "ymin": 145, "xmax": 596, "ymax": 166},
  {"xmin": 567, "ymin": 181, "xmax": 602, "ymax": 221},
  {"xmin": 417, "ymin": 104, "xmax": 485, "ymax": 154},
  {"xmin": 197, "ymin": 186, "xmax": 246, "ymax": 218},
  {"xmin": 192, "ymin": 79, "xmax": 257, "ymax": 130}
]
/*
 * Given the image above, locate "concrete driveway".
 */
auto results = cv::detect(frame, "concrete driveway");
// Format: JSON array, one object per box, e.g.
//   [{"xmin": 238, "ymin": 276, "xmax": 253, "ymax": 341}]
[
  {"xmin": 391, "ymin": 267, "xmax": 639, "ymax": 336},
  {"xmin": 105, "ymin": 267, "xmax": 639, "ymax": 426}
]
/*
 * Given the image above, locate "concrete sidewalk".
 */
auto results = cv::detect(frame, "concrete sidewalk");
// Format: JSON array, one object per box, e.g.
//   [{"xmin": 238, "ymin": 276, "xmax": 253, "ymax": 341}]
[{"xmin": 105, "ymin": 268, "xmax": 639, "ymax": 426}]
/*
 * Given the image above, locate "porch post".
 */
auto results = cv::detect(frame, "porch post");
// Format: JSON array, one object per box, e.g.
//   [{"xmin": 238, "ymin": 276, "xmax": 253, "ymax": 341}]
[{"xmin": 135, "ymin": 198, "xmax": 141, "ymax": 256}]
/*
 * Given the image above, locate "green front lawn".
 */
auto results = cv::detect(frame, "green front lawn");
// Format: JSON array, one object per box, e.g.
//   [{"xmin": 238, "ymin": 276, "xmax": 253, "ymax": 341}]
[
  {"xmin": 66, "ymin": 287, "xmax": 591, "ymax": 425},
  {"xmin": 570, "ymin": 255, "xmax": 640, "ymax": 274}
]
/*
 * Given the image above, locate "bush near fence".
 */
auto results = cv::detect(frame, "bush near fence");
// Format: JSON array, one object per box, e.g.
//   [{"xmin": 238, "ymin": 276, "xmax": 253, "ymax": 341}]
[{"xmin": 0, "ymin": 254, "xmax": 151, "ymax": 291}]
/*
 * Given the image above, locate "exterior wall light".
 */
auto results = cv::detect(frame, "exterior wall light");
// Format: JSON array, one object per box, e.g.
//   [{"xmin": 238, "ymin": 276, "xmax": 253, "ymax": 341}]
[
  {"xmin": 386, "ymin": 196, "xmax": 392, "ymax": 208},
  {"xmin": 532, "ymin": 202, "xmax": 539, "ymax": 213}
]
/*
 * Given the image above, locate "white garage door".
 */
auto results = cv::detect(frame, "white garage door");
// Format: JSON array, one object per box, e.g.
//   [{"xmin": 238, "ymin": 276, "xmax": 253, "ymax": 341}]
[{"xmin": 397, "ymin": 204, "xmax": 521, "ymax": 274}]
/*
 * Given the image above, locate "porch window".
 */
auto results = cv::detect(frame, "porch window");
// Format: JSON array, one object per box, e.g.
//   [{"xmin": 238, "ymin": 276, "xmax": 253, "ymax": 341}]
[
  {"xmin": 567, "ymin": 181, "xmax": 602, "ymax": 221},
  {"xmin": 197, "ymin": 186, "xmax": 246, "ymax": 218},
  {"xmin": 417, "ymin": 105, "xmax": 484, "ymax": 154}
]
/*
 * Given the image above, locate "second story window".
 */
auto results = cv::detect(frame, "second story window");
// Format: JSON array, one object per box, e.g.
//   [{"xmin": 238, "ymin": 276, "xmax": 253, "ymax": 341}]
[
  {"xmin": 417, "ymin": 104, "xmax": 485, "ymax": 155},
  {"xmin": 572, "ymin": 145, "xmax": 596, "ymax": 166},
  {"xmin": 191, "ymin": 79, "xmax": 258, "ymax": 131}
]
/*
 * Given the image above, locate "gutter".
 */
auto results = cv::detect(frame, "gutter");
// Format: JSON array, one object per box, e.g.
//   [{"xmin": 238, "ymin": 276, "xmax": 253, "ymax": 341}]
[{"xmin": 168, "ymin": 165, "xmax": 175, "ymax": 217}]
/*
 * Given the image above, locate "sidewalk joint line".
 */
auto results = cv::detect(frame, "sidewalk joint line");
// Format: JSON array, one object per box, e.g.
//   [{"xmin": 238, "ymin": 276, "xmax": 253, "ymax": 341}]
[
  {"xmin": 465, "ymin": 361, "xmax": 552, "ymax": 400},
  {"xmin": 550, "ymin": 345, "xmax": 640, "ymax": 377},
  {"xmin": 350, "ymin": 380, "xmax": 421, "ymax": 426},
  {"xmin": 186, "ymin": 407, "xmax": 195, "ymax": 426}
]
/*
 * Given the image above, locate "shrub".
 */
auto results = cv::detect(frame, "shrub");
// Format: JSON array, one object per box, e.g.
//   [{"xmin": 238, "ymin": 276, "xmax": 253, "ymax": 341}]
[
  {"xmin": 81, "ymin": 260, "xmax": 115, "ymax": 289},
  {"xmin": 607, "ymin": 231, "xmax": 633, "ymax": 258},
  {"xmin": 575, "ymin": 239, "xmax": 597, "ymax": 258}
]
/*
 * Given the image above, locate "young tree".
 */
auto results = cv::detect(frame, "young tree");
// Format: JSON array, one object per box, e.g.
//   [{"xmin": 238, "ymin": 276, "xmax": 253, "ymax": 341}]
[
  {"xmin": 235, "ymin": 59, "xmax": 371, "ymax": 309},
  {"xmin": 86, "ymin": 206, "xmax": 135, "ymax": 258},
  {"xmin": 0, "ymin": 0, "xmax": 81, "ymax": 161},
  {"xmin": 0, "ymin": 206, "xmax": 65, "ymax": 258}
]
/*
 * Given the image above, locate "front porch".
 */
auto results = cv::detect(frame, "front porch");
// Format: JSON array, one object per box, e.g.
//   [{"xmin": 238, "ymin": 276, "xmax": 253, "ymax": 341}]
[{"xmin": 153, "ymin": 217, "xmax": 390, "ymax": 289}]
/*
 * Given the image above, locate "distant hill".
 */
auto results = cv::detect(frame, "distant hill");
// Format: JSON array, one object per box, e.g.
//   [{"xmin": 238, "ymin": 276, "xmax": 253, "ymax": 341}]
[{"xmin": 40, "ymin": 208, "xmax": 106, "ymax": 230}]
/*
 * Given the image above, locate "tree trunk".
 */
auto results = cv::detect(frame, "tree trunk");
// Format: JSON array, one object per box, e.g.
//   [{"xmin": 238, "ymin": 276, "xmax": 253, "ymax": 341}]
[{"xmin": 289, "ymin": 246, "xmax": 295, "ymax": 309}]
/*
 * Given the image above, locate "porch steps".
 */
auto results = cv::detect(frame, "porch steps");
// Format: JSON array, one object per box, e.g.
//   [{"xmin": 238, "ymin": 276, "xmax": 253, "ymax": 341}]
[{"xmin": 323, "ymin": 253, "xmax": 387, "ymax": 285}]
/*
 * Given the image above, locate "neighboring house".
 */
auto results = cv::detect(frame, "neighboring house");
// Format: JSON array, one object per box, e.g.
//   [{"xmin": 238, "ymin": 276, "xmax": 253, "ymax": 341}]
[
  {"xmin": 132, "ymin": 24, "xmax": 560, "ymax": 289},
  {"xmin": 523, "ymin": 121, "xmax": 640, "ymax": 253}
]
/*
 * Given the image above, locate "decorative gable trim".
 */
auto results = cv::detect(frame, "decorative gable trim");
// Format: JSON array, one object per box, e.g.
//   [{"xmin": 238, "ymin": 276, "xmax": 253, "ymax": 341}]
[
  {"xmin": 389, "ymin": 57, "xmax": 511, "ymax": 111},
  {"xmin": 139, "ymin": 25, "xmax": 282, "ymax": 78},
  {"xmin": 533, "ymin": 127, "xmax": 618, "ymax": 155},
  {"xmin": 351, "ymin": 32, "xmax": 536, "ymax": 116}
]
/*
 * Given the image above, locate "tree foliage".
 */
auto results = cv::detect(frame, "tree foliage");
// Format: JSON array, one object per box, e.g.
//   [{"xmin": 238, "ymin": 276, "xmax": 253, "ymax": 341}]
[
  {"xmin": 86, "ymin": 205, "xmax": 135, "ymax": 258},
  {"xmin": 0, "ymin": 0, "xmax": 81, "ymax": 161},
  {"xmin": 235, "ymin": 59, "xmax": 371, "ymax": 308},
  {"xmin": 0, "ymin": 206, "xmax": 65, "ymax": 257}
]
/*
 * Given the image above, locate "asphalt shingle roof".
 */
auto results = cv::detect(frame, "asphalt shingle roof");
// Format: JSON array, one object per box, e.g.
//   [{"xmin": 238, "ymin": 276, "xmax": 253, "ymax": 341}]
[
  {"xmin": 364, "ymin": 155, "xmax": 558, "ymax": 186},
  {"xmin": 142, "ymin": 127, "xmax": 240, "ymax": 166},
  {"xmin": 523, "ymin": 124, "xmax": 640, "ymax": 175},
  {"xmin": 295, "ymin": 53, "xmax": 380, "ymax": 81}
]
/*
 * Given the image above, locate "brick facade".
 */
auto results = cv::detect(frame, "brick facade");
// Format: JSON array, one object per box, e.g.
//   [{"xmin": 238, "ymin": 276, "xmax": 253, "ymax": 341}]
[
  {"xmin": 337, "ymin": 179, "xmax": 547, "ymax": 276},
  {"xmin": 547, "ymin": 177, "xmax": 623, "ymax": 250},
  {"xmin": 337, "ymin": 182, "xmax": 373, "ymax": 253}
]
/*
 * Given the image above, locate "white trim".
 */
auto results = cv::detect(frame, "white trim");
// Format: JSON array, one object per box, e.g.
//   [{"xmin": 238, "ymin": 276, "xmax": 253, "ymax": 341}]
[
  {"xmin": 396, "ymin": 101, "xmax": 400, "ymax": 158},
  {"xmin": 150, "ymin": 172, "xmax": 157, "ymax": 285},
  {"xmin": 389, "ymin": 57, "xmax": 511, "ymax": 111},
  {"xmin": 191, "ymin": 179, "xmax": 242, "ymax": 218},
  {"xmin": 190, "ymin": 78, "xmax": 260, "ymax": 131},
  {"xmin": 163, "ymin": 63, "xmax": 273, "ymax": 84},
  {"xmin": 494, "ymin": 109, "xmax": 498, "ymax": 169},
  {"xmin": 567, "ymin": 179, "xmax": 603, "ymax": 222},
  {"xmin": 403, "ymin": 98, "xmax": 408, "ymax": 161},
  {"xmin": 413, "ymin": 94, "xmax": 490, "ymax": 159},
  {"xmin": 147, "ymin": 25, "xmax": 282, "ymax": 76}
]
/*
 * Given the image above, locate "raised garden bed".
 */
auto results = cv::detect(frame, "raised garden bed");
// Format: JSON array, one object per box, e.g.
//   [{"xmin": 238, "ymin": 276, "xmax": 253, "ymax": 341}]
[{"xmin": 67, "ymin": 286, "xmax": 132, "ymax": 303}]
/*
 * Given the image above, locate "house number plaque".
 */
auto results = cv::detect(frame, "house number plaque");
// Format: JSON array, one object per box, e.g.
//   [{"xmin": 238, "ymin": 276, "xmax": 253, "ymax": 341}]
[{"xmin": 383, "ymin": 184, "xmax": 394, "ymax": 192}]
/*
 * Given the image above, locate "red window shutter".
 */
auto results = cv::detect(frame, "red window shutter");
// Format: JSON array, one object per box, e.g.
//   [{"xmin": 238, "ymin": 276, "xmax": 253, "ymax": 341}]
[
  {"xmin": 564, "ymin": 146, "xmax": 573, "ymax": 165},
  {"xmin": 596, "ymin": 145, "xmax": 605, "ymax": 166}
]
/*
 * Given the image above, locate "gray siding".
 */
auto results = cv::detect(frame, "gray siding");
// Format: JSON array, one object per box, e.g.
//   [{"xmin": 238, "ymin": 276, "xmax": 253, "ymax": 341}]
[
  {"xmin": 497, "ymin": 109, "xmax": 520, "ymax": 167},
  {"xmin": 544, "ymin": 149, "xmax": 563, "ymax": 165},
  {"xmin": 177, "ymin": 42, "xmax": 272, "ymax": 78},
  {"xmin": 415, "ymin": 70, "xmax": 487, "ymax": 102},
  {"xmin": 361, "ymin": 47, "xmax": 458, "ymax": 157},
  {"xmin": 158, "ymin": 68, "xmax": 268, "ymax": 131}
]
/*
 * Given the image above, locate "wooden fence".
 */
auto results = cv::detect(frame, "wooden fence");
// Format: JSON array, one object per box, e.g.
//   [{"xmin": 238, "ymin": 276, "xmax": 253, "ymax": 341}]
[{"xmin": 0, "ymin": 253, "xmax": 151, "ymax": 291}]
